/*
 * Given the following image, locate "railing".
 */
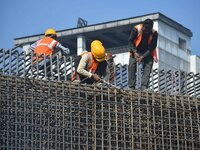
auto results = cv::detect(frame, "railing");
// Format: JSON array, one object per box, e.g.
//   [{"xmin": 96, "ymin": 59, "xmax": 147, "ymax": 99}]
[
  {"xmin": 0, "ymin": 47, "xmax": 200, "ymax": 97},
  {"xmin": 114, "ymin": 65, "xmax": 200, "ymax": 97},
  {"xmin": 0, "ymin": 47, "xmax": 74, "ymax": 81}
]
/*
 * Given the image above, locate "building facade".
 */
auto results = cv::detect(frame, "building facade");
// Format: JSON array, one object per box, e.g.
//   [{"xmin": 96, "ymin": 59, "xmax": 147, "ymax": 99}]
[{"xmin": 14, "ymin": 12, "xmax": 199, "ymax": 73}]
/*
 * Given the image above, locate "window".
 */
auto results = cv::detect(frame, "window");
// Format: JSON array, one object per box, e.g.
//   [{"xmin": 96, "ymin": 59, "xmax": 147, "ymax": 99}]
[{"xmin": 179, "ymin": 38, "xmax": 186, "ymax": 51}]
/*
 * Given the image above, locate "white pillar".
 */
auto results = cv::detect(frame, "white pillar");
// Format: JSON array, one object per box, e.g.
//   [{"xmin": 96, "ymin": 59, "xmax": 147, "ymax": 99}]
[
  {"xmin": 190, "ymin": 55, "xmax": 197, "ymax": 74},
  {"xmin": 77, "ymin": 35, "xmax": 86, "ymax": 55}
]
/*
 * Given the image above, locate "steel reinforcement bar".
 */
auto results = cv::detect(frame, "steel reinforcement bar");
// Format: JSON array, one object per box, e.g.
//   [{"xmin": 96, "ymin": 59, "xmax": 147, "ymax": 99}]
[{"xmin": 0, "ymin": 75, "xmax": 200, "ymax": 149}]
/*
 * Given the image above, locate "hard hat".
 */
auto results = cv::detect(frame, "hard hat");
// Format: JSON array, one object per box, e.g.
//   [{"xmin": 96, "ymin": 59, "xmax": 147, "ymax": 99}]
[
  {"xmin": 91, "ymin": 40, "xmax": 102, "ymax": 48},
  {"xmin": 91, "ymin": 45, "xmax": 106, "ymax": 62},
  {"xmin": 45, "ymin": 28, "xmax": 57, "ymax": 36}
]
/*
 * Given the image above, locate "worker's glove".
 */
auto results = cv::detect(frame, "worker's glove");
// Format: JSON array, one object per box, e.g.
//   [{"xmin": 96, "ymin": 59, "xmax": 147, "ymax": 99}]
[
  {"xmin": 62, "ymin": 48, "xmax": 70, "ymax": 56},
  {"xmin": 92, "ymin": 74, "xmax": 100, "ymax": 82}
]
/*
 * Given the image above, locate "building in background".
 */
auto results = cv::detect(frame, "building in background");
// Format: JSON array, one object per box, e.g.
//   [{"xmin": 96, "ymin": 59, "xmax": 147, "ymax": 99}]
[{"xmin": 14, "ymin": 12, "xmax": 200, "ymax": 73}]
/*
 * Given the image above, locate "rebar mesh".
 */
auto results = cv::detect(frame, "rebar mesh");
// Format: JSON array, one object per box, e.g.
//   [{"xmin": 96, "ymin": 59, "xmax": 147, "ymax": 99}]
[{"xmin": 0, "ymin": 75, "xmax": 200, "ymax": 149}]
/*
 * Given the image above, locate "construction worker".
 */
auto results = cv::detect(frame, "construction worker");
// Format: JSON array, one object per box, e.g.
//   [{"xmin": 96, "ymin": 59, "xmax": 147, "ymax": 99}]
[
  {"xmin": 30, "ymin": 28, "xmax": 70, "ymax": 76},
  {"xmin": 72, "ymin": 40, "xmax": 108, "ymax": 84},
  {"xmin": 128, "ymin": 18, "xmax": 158, "ymax": 90},
  {"xmin": 31, "ymin": 28, "xmax": 70, "ymax": 61}
]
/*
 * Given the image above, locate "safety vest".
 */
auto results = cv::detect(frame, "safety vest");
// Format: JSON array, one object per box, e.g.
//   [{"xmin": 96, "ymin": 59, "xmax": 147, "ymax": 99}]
[
  {"xmin": 133, "ymin": 24, "xmax": 158, "ymax": 62},
  {"xmin": 33, "ymin": 37, "xmax": 58, "ymax": 63},
  {"xmin": 72, "ymin": 52, "xmax": 99, "ymax": 81}
]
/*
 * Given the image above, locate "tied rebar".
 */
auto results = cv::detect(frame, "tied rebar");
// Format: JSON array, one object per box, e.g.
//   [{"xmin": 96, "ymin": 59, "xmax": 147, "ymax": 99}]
[{"xmin": 0, "ymin": 75, "xmax": 200, "ymax": 149}]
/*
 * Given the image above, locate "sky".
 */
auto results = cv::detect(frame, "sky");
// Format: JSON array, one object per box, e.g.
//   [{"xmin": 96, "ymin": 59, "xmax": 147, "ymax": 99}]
[{"xmin": 1, "ymin": 0, "xmax": 200, "ymax": 55}]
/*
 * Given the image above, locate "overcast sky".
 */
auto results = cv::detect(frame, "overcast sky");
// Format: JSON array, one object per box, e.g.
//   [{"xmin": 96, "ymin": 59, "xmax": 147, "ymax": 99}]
[{"xmin": 1, "ymin": 0, "xmax": 200, "ymax": 55}]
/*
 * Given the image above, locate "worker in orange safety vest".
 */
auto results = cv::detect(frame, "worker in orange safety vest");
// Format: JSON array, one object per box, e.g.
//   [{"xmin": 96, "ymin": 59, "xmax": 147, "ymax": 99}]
[
  {"xmin": 72, "ymin": 40, "xmax": 109, "ymax": 84},
  {"xmin": 128, "ymin": 18, "xmax": 158, "ymax": 90},
  {"xmin": 29, "ymin": 28, "xmax": 70, "ymax": 77},
  {"xmin": 31, "ymin": 28, "xmax": 70, "ymax": 63}
]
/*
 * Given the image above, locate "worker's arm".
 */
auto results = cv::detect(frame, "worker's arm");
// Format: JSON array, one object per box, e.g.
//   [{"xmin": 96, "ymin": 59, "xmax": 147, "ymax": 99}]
[
  {"xmin": 128, "ymin": 28, "xmax": 138, "ymax": 53},
  {"xmin": 77, "ymin": 54, "xmax": 93, "ymax": 78},
  {"xmin": 142, "ymin": 31, "xmax": 158, "ymax": 58},
  {"xmin": 27, "ymin": 40, "xmax": 40, "ymax": 54},
  {"xmin": 30, "ymin": 42, "xmax": 37, "ymax": 50},
  {"xmin": 55, "ymin": 43, "xmax": 70, "ymax": 55}
]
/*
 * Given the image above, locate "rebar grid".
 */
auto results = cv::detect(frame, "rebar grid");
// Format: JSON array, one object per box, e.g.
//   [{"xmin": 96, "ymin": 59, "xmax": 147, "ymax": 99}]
[{"xmin": 0, "ymin": 75, "xmax": 200, "ymax": 149}]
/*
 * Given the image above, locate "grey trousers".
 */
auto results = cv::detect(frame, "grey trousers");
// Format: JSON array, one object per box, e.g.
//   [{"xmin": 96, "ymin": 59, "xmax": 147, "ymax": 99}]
[{"xmin": 128, "ymin": 56, "xmax": 153, "ymax": 89}]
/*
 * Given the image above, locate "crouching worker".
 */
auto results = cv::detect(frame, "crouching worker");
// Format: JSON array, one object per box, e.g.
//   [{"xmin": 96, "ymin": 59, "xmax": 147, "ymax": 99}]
[
  {"xmin": 72, "ymin": 40, "xmax": 108, "ymax": 84},
  {"xmin": 30, "ymin": 28, "xmax": 70, "ymax": 77}
]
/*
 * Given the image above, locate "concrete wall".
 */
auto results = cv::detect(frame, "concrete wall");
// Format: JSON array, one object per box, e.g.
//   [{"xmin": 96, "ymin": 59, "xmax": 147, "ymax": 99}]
[
  {"xmin": 114, "ymin": 52, "xmax": 129, "ymax": 65},
  {"xmin": 157, "ymin": 20, "xmax": 191, "ymax": 72}
]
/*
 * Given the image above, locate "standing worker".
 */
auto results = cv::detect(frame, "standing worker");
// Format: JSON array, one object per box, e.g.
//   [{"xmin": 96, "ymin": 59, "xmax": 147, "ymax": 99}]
[
  {"xmin": 128, "ymin": 19, "xmax": 158, "ymax": 90},
  {"xmin": 72, "ymin": 40, "xmax": 108, "ymax": 84}
]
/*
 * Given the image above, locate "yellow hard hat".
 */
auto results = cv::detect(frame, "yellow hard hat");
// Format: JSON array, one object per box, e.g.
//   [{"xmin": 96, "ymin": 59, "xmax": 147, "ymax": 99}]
[
  {"xmin": 91, "ymin": 40, "xmax": 102, "ymax": 48},
  {"xmin": 91, "ymin": 45, "xmax": 106, "ymax": 62},
  {"xmin": 45, "ymin": 28, "xmax": 57, "ymax": 36}
]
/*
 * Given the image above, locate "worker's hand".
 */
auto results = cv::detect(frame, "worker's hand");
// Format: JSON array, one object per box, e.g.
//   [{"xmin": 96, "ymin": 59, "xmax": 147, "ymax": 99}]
[
  {"xmin": 136, "ymin": 56, "xmax": 144, "ymax": 63},
  {"xmin": 92, "ymin": 74, "xmax": 100, "ymax": 82},
  {"xmin": 62, "ymin": 48, "xmax": 70, "ymax": 56},
  {"xmin": 134, "ymin": 52, "xmax": 139, "ymax": 60}
]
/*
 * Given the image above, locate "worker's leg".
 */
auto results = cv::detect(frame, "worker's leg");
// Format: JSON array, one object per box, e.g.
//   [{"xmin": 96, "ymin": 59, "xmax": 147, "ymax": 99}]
[
  {"xmin": 45, "ymin": 61, "xmax": 52, "ymax": 77},
  {"xmin": 37, "ymin": 60, "xmax": 50, "ymax": 77},
  {"xmin": 141, "ymin": 57, "xmax": 153, "ymax": 90},
  {"xmin": 37, "ymin": 60, "xmax": 51, "ymax": 78},
  {"xmin": 128, "ymin": 56, "xmax": 137, "ymax": 89}
]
